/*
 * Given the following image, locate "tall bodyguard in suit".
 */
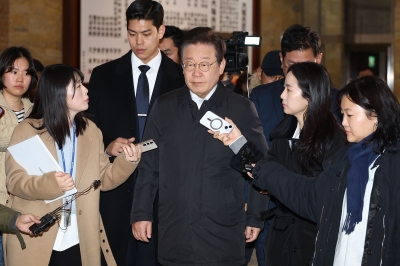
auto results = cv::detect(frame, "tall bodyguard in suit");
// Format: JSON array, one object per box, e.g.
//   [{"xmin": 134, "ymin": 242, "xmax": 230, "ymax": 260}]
[
  {"xmin": 131, "ymin": 27, "xmax": 269, "ymax": 266},
  {"xmin": 87, "ymin": 1, "xmax": 185, "ymax": 265}
]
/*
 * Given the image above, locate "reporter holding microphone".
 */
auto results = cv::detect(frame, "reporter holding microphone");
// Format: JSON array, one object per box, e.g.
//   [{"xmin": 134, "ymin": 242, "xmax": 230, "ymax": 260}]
[
  {"xmin": 5, "ymin": 64, "xmax": 142, "ymax": 266},
  {"xmin": 211, "ymin": 75, "xmax": 400, "ymax": 266}
]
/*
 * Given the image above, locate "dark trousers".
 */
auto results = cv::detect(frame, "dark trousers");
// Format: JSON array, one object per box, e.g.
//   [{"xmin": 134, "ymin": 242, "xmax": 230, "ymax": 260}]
[{"xmin": 49, "ymin": 244, "xmax": 82, "ymax": 266}]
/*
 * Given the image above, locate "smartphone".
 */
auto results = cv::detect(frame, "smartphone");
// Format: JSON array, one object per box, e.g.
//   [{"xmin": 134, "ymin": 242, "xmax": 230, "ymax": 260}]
[
  {"xmin": 0, "ymin": 107, "xmax": 4, "ymax": 119},
  {"xmin": 200, "ymin": 111, "xmax": 233, "ymax": 134},
  {"xmin": 139, "ymin": 139, "xmax": 158, "ymax": 152}
]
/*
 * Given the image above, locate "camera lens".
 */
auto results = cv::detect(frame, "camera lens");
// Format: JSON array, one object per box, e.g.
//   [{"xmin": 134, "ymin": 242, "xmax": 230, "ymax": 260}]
[{"xmin": 210, "ymin": 118, "xmax": 223, "ymax": 130}]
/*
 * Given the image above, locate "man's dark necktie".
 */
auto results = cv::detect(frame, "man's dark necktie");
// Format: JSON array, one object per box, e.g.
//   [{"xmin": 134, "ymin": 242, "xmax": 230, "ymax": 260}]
[{"xmin": 136, "ymin": 65, "xmax": 150, "ymax": 141}]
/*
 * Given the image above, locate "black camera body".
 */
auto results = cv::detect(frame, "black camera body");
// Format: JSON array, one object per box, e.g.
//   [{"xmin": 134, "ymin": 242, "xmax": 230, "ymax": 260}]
[
  {"xmin": 224, "ymin": 31, "xmax": 261, "ymax": 74},
  {"xmin": 240, "ymin": 153, "xmax": 257, "ymax": 173}
]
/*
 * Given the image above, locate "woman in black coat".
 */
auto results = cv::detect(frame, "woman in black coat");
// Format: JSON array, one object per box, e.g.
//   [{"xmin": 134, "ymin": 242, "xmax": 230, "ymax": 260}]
[
  {"xmin": 262, "ymin": 64, "xmax": 346, "ymax": 266},
  {"xmin": 214, "ymin": 62, "xmax": 346, "ymax": 265},
  {"xmin": 214, "ymin": 75, "xmax": 400, "ymax": 265}
]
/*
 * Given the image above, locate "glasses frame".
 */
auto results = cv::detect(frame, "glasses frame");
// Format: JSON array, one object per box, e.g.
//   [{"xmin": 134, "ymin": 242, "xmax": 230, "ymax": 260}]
[{"xmin": 182, "ymin": 60, "xmax": 218, "ymax": 72}]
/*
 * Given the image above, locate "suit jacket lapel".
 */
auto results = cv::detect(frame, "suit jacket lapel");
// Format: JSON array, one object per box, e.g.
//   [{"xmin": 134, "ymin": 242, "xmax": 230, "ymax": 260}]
[
  {"xmin": 114, "ymin": 51, "xmax": 138, "ymax": 130},
  {"xmin": 149, "ymin": 63, "xmax": 163, "ymax": 110},
  {"xmin": 150, "ymin": 53, "xmax": 184, "ymax": 109}
]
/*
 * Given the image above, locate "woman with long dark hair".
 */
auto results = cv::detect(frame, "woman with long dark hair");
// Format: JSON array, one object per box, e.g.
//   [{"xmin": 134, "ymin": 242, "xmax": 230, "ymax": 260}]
[
  {"xmin": 5, "ymin": 64, "xmax": 142, "ymax": 266},
  {"xmin": 214, "ymin": 75, "xmax": 400, "ymax": 265},
  {"xmin": 262, "ymin": 62, "xmax": 346, "ymax": 265},
  {"xmin": 213, "ymin": 62, "xmax": 346, "ymax": 265}
]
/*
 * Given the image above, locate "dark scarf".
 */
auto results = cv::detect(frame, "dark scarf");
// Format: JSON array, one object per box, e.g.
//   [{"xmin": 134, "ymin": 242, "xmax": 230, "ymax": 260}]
[{"xmin": 343, "ymin": 136, "xmax": 379, "ymax": 234}]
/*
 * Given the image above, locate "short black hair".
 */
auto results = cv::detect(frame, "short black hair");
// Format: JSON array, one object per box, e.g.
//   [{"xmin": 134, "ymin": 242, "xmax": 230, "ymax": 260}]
[
  {"xmin": 339, "ymin": 76, "xmax": 400, "ymax": 153},
  {"xmin": 126, "ymin": 0, "xmax": 164, "ymax": 29},
  {"xmin": 0, "ymin": 46, "xmax": 38, "ymax": 98},
  {"xmin": 281, "ymin": 24, "xmax": 321, "ymax": 58},
  {"xmin": 163, "ymin": 25, "xmax": 184, "ymax": 48},
  {"xmin": 33, "ymin": 59, "xmax": 44, "ymax": 72},
  {"xmin": 179, "ymin": 27, "xmax": 225, "ymax": 65}
]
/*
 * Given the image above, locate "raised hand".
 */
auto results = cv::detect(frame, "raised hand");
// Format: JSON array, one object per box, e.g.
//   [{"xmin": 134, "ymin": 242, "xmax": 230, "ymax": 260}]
[
  {"xmin": 208, "ymin": 117, "xmax": 243, "ymax": 146},
  {"xmin": 106, "ymin": 137, "xmax": 135, "ymax": 156},
  {"xmin": 122, "ymin": 143, "xmax": 142, "ymax": 163}
]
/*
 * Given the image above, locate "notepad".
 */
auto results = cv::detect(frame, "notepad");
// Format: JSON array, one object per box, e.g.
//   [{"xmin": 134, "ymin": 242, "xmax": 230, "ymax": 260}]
[{"xmin": 8, "ymin": 135, "xmax": 77, "ymax": 203}]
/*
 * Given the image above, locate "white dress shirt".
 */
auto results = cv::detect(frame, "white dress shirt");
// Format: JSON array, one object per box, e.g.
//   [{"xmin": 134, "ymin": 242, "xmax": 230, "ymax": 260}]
[
  {"xmin": 131, "ymin": 50, "xmax": 162, "ymax": 102},
  {"xmin": 189, "ymin": 84, "xmax": 218, "ymax": 109},
  {"xmin": 289, "ymin": 122, "xmax": 300, "ymax": 149}
]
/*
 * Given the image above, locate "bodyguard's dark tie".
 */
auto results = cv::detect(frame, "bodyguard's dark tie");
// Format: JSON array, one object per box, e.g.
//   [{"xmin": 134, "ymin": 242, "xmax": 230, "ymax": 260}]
[{"xmin": 136, "ymin": 65, "xmax": 150, "ymax": 141}]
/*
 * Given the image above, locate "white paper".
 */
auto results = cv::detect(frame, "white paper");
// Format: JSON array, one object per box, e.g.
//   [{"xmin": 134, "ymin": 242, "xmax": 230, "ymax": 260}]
[
  {"xmin": 53, "ymin": 213, "xmax": 79, "ymax": 251},
  {"xmin": 44, "ymin": 188, "xmax": 77, "ymax": 204},
  {"xmin": 7, "ymin": 135, "xmax": 77, "ymax": 203}
]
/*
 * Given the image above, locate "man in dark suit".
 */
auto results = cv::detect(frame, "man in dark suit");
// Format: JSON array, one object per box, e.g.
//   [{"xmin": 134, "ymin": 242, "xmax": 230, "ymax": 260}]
[
  {"xmin": 87, "ymin": 1, "xmax": 185, "ymax": 265},
  {"xmin": 250, "ymin": 24, "xmax": 325, "ymax": 147},
  {"xmin": 131, "ymin": 27, "xmax": 269, "ymax": 266}
]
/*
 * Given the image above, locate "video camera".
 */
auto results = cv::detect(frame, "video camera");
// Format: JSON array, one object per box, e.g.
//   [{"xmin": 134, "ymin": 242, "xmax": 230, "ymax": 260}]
[{"xmin": 224, "ymin": 31, "xmax": 261, "ymax": 74}]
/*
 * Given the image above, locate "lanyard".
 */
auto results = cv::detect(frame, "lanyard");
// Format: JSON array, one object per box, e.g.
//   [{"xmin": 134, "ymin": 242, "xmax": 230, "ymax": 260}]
[
  {"xmin": 60, "ymin": 123, "xmax": 76, "ymax": 228},
  {"xmin": 60, "ymin": 123, "xmax": 76, "ymax": 176}
]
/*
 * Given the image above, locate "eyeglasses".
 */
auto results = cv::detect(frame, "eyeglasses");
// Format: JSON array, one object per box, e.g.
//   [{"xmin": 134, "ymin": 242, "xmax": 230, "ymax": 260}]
[{"xmin": 182, "ymin": 60, "xmax": 217, "ymax": 72}]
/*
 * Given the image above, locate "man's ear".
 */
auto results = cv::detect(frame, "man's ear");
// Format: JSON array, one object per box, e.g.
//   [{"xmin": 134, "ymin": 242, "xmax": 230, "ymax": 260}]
[
  {"xmin": 256, "ymin": 67, "xmax": 262, "ymax": 81},
  {"xmin": 158, "ymin": 25, "xmax": 165, "ymax": 39},
  {"xmin": 316, "ymin": 52, "xmax": 323, "ymax": 64},
  {"xmin": 219, "ymin": 59, "xmax": 226, "ymax": 75},
  {"xmin": 279, "ymin": 52, "xmax": 285, "ymax": 71}
]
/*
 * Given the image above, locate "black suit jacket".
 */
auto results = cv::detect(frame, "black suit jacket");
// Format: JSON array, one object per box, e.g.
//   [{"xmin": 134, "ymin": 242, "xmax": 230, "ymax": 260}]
[
  {"xmin": 249, "ymin": 79, "xmax": 285, "ymax": 147},
  {"xmin": 87, "ymin": 51, "xmax": 185, "ymax": 265}
]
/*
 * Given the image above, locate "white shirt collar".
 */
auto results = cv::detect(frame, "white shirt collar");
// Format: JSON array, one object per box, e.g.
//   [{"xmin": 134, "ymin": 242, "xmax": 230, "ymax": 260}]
[
  {"xmin": 131, "ymin": 50, "xmax": 162, "ymax": 99},
  {"xmin": 292, "ymin": 122, "xmax": 300, "ymax": 139},
  {"xmin": 131, "ymin": 49, "xmax": 162, "ymax": 71},
  {"xmin": 189, "ymin": 84, "xmax": 218, "ymax": 109}
]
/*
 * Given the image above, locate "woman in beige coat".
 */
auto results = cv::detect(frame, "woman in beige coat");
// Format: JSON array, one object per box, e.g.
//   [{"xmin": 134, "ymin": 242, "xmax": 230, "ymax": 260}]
[
  {"xmin": 4, "ymin": 64, "xmax": 142, "ymax": 266},
  {"xmin": 0, "ymin": 47, "xmax": 37, "ymax": 207}
]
